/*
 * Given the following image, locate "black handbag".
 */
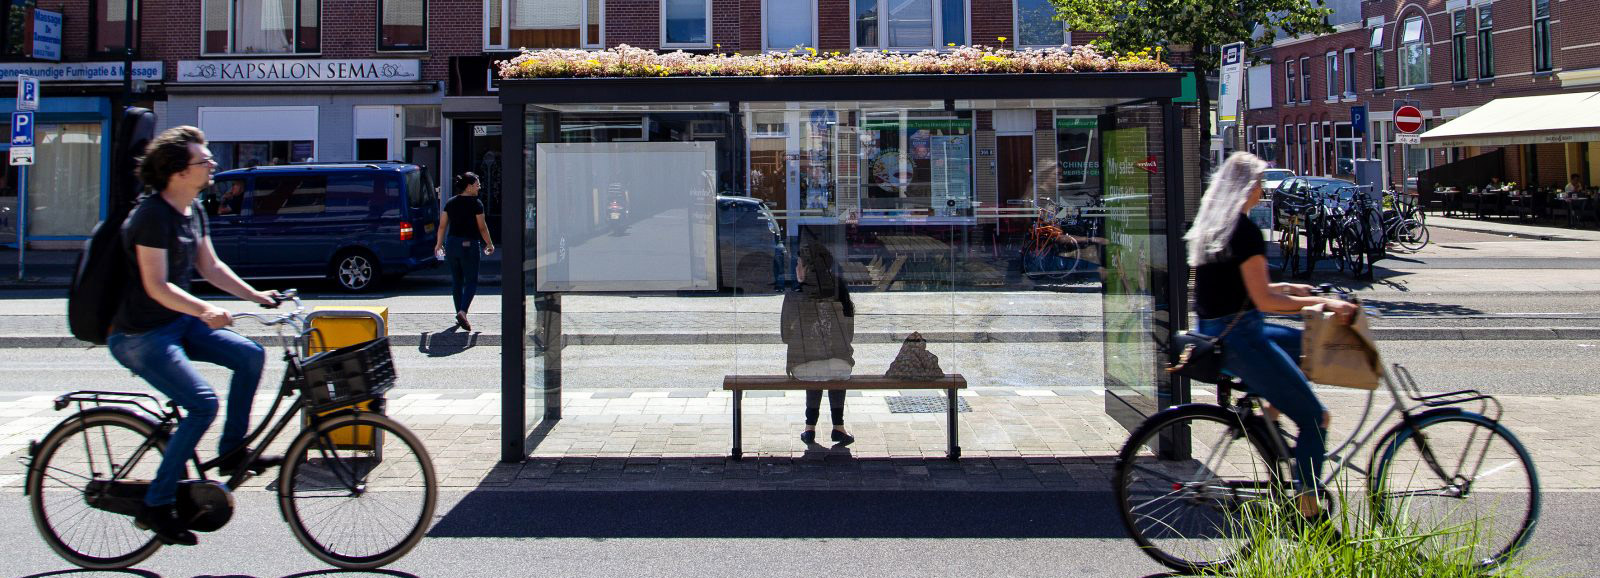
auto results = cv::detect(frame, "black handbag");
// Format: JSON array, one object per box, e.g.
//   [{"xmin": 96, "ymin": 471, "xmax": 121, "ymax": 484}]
[{"xmin": 1167, "ymin": 302, "xmax": 1249, "ymax": 384}]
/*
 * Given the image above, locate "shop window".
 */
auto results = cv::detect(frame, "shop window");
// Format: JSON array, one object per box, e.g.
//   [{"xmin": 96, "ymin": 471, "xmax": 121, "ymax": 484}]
[
  {"xmin": 212, "ymin": 141, "xmax": 315, "ymax": 171},
  {"xmin": 854, "ymin": 0, "xmax": 960, "ymax": 50},
  {"xmin": 1370, "ymin": 26, "xmax": 1386, "ymax": 90},
  {"xmin": 746, "ymin": 108, "xmax": 839, "ymax": 218},
  {"xmin": 1533, "ymin": 0, "xmax": 1551, "ymax": 73},
  {"xmin": 203, "ymin": 0, "xmax": 320, "ymax": 55},
  {"xmin": 485, "ymin": 0, "xmax": 601, "ymax": 50},
  {"xmin": 94, "ymin": 0, "xmax": 140, "ymax": 55},
  {"xmin": 1055, "ymin": 116, "xmax": 1100, "ymax": 196},
  {"xmin": 24, "ymin": 124, "xmax": 103, "ymax": 237},
  {"xmin": 380, "ymin": 0, "xmax": 426, "ymax": 51},
  {"xmin": 1399, "ymin": 15, "xmax": 1426, "ymax": 87},
  {"xmin": 1477, "ymin": 6, "xmax": 1493, "ymax": 79},
  {"xmin": 1016, "ymin": 0, "xmax": 1066, "ymax": 48},
  {"xmin": 662, "ymin": 0, "xmax": 710, "ymax": 48},
  {"xmin": 858, "ymin": 113, "xmax": 974, "ymax": 219},
  {"xmin": 764, "ymin": 0, "xmax": 815, "ymax": 51},
  {"xmin": 1451, "ymin": 10, "xmax": 1468, "ymax": 82}
]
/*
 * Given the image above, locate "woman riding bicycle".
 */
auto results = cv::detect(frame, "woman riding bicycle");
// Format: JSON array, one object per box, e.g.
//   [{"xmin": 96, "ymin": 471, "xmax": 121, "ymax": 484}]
[
  {"xmin": 108, "ymin": 126, "xmax": 282, "ymax": 546},
  {"xmin": 1186, "ymin": 151, "xmax": 1358, "ymax": 519}
]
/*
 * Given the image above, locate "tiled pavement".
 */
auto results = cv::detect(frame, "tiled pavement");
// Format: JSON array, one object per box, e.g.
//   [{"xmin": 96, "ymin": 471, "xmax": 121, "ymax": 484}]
[{"xmin": 2, "ymin": 387, "xmax": 1596, "ymax": 493}]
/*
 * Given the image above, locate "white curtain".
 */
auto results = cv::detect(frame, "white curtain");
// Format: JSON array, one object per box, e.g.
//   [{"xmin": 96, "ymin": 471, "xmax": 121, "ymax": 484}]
[
  {"xmin": 886, "ymin": 0, "xmax": 932, "ymax": 48},
  {"xmin": 30, "ymin": 124, "xmax": 103, "ymax": 237},
  {"xmin": 513, "ymin": 0, "xmax": 579, "ymax": 29},
  {"xmin": 236, "ymin": 0, "xmax": 293, "ymax": 53}
]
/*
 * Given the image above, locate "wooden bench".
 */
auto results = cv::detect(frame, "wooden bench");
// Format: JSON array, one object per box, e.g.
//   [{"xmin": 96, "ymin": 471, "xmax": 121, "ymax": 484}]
[{"xmin": 722, "ymin": 374, "xmax": 967, "ymax": 460}]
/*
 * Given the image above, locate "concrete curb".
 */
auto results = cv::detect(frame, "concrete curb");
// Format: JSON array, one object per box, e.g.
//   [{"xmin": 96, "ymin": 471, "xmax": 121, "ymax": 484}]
[{"xmin": 8, "ymin": 326, "xmax": 1600, "ymax": 349}]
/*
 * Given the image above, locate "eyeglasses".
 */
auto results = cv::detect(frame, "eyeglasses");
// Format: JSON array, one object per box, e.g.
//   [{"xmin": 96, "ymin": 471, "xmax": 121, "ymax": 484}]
[{"xmin": 189, "ymin": 156, "xmax": 217, "ymax": 166}]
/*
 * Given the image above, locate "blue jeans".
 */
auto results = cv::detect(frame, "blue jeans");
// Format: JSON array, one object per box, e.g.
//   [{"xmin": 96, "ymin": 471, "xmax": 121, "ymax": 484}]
[
  {"xmin": 108, "ymin": 316, "xmax": 266, "ymax": 507},
  {"xmin": 445, "ymin": 236, "xmax": 481, "ymax": 314},
  {"xmin": 1199, "ymin": 309, "xmax": 1328, "ymax": 491}
]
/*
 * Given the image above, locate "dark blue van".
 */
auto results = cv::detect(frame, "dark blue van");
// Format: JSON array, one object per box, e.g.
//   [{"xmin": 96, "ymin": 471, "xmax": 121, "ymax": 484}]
[{"xmin": 199, "ymin": 162, "xmax": 440, "ymax": 292}]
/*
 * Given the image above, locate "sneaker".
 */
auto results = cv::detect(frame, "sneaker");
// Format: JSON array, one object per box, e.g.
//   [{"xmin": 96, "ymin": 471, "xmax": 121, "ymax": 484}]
[
  {"xmin": 211, "ymin": 448, "xmax": 284, "ymax": 477},
  {"xmin": 134, "ymin": 503, "xmax": 198, "ymax": 546},
  {"xmin": 800, "ymin": 430, "xmax": 816, "ymax": 444},
  {"xmin": 831, "ymin": 430, "xmax": 855, "ymax": 447}
]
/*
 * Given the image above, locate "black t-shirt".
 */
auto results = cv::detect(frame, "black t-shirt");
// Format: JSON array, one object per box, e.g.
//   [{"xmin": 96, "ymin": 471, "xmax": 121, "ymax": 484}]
[
  {"xmin": 113, "ymin": 194, "xmax": 208, "ymax": 334},
  {"xmin": 444, "ymin": 194, "xmax": 484, "ymax": 239},
  {"xmin": 1193, "ymin": 216, "xmax": 1265, "ymax": 319}
]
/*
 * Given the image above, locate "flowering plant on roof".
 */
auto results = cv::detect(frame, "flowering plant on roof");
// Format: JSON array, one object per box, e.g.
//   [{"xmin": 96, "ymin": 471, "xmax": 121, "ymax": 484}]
[{"xmin": 495, "ymin": 44, "xmax": 1172, "ymax": 79}]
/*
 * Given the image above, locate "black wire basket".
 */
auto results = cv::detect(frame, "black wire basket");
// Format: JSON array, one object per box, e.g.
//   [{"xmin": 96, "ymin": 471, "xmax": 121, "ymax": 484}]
[{"xmin": 297, "ymin": 337, "xmax": 396, "ymax": 412}]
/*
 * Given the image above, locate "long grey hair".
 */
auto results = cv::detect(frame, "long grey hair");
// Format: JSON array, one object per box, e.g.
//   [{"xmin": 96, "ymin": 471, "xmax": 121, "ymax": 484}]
[{"xmin": 1186, "ymin": 152, "xmax": 1268, "ymax": 267}]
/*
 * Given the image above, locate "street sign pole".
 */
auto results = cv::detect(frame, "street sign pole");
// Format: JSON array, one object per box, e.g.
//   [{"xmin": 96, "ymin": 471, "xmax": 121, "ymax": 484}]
[
  {"xmin": 15, "ymin": 167, "xmax": 24, "ymax": 280},
  {"xmin": 14, "ymin": 78, "xmax": 37, "ymax": 280}
]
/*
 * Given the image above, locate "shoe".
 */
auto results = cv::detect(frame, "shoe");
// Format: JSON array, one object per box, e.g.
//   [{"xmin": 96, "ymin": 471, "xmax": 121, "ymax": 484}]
[
  {"xmin": 831, "ymin": 430, "xmax": 855, "ymax": 446},
  {"xmin": 456, "ymin": 312, "xmax": 472, "ymax": 332},
  {"xmin": 212, "ymin": 448, "xmax": 284, "ymax": 477},
  {"xmin": 800, "ymin": 430, "xmax": 816, "ymax": 444},
  {"xmin": 134, "ymin": 503, "xmax": 198, "ymax": 546}
]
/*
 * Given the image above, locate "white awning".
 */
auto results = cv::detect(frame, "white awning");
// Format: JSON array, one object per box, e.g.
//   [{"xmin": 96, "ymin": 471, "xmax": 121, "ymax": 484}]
[{"xmin": 1417, "ymin": 91, "xmax": 1600, "ymax": 148}]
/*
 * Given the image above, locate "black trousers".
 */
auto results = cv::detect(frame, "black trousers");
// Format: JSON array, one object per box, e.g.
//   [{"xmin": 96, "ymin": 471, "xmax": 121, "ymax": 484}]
[{"xmin": 805, "ymin": 390, "xmax": 846, "ymax": 426}]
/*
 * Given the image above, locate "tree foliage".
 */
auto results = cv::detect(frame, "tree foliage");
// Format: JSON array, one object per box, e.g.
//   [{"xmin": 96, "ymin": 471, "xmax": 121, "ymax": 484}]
[{"xmin": 1051, "ymin": 0, "xmax": 1336, "ymax": 72}]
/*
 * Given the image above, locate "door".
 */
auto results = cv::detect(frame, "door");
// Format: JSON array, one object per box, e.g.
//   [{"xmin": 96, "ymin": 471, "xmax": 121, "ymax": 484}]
[
  {"xmin": 997, "ymin": 135, "xmax": 1035, "ymax": 237},
  {"xmin": 463, "ymin": 123, "xmax": 503, "ymax": 243}
]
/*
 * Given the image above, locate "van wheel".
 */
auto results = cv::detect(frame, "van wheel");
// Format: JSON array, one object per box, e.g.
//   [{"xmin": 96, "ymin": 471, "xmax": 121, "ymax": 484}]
[{"xmin": 330, "ymin": 250, "xmax": 382, "ymax": 292}]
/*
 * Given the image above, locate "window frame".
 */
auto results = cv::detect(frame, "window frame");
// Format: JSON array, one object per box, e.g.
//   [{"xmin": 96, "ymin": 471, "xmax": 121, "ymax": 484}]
[
  {"xmin": 851, "ymin": 0, "xmax": 963, "ymax": 51},
  {"xmin": 1299, "ymin": 56, "xmax": 1311, "ymax": 103},
  {"xmin": 661, "ymin": 0, "xmax": 713, "ymax": 49},
  {"xmin": 485, "ymin": 0, "xmax": 603, "ymax": 51},
  {"xmin": 1014, "ymin": 0, "xmax": 1068, "ymax": 48},
  {"xmin": 1325, "ymin": 51, "xmax": 1338, "ymax": 101},
  {"xmin": 1370, "ymin": 26, "xmax": 1387, "ymax": 90},
  {"xmin": 1399, "ymin": 15, "xmax": 1428, "ymax": 87},
  {"xmin": 1451, "ymin": 9, "xmax": 1468, "ymax": 82},
  {"xmin": 1532, "ymin": 0, "xmax": 1551, "ymax": 72},
  {"xmin": 201, "ymin": 0, "xmax": 322, "ymax": 56},
  {"xmin": 378, "ymin": 0, "xmax": 427, "ymax": 52},
  {"xmin": 1285, "ymin": 59, "xmax": 1297, "ymax": 104},
  {"xmin": 92, "ymin": 0, "xmax": 142, "ymax": 57},
  {"xmin": 761, "ymin": 0, "xmax": 819, "ymax": 52},
  {"xmin": 1477, "ymin": 5, "xmax": 1494, "ymax": 79},
  {"xmin": 1343, "ymin": 48, "xmax": 1357, "ymax": 97}
]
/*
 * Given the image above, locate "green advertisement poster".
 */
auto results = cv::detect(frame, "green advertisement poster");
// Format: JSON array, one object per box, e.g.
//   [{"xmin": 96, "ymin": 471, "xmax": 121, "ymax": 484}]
[{"xmin": 1101, "ymin": 128, "xmax": 1155, "ymax": 398}]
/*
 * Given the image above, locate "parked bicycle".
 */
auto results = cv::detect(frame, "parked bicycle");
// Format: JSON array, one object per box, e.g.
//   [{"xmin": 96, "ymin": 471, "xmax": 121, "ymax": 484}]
[
  {"xmin": 1021, "ymin": 198, "xmax": 1102, "ymax": 280},
  {"xmin": 1381, "ymin": 189, "xmax": 1431, "ymax": 252},
  {"xmin": 22, "ymin": 290, "xmax": 438, "ymax": 571},
  {"xmin": 1113, "ymin": 286, "xmax": 1539, "ymax": 574}
]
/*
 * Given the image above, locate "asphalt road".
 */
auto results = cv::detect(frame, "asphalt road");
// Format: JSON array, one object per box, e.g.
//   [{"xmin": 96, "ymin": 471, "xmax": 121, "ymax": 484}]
[{"xmin": 0, "ymin": 488, "xmax": 1592, "ymax": 578}]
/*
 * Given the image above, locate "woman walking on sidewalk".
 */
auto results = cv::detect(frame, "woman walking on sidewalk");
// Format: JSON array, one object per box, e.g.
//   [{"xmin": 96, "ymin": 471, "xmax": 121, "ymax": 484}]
[{"xmin": 435, "ymin": 172, "xmax": 495, "ymax": 331}]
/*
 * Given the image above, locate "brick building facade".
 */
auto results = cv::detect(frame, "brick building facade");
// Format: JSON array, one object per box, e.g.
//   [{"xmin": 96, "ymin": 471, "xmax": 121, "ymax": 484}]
[{"xmin": 1244, "ymin": 0, "xmax": 1600, "ymax": 190}]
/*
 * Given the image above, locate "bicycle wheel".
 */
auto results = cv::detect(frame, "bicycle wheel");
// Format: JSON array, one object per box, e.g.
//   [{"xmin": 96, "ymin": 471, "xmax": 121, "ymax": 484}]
[
  {"xmin": 1113, "ymin": 404, "xmax": 1286, "ymax": 573},
  {"xmin": 1370, "ymin": 412, "xmax": 1540, "ymax": 568},
  {"xmin": 27, "ymin": 410, "xmax": 166, "ymax": 569},
  {"xmin": 1396, "ymin": 220, "xmax": 1430, "ymax": 252},
  {"xmin": 279, "ymin": 412, "xmax": 437, "ymax": 570},
  {"xmin": 1277, "ymin": 220, "xmax": 1302, "ymax": 277},
  {"xmin": 1338, "ymin": 224, "xmax": 1365, "ymax": 276}
]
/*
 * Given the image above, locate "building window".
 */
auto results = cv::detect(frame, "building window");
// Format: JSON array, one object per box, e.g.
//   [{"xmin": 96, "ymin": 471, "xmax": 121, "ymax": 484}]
[
  {"xmin": 1533, "ymin": 0, "xmax": 1551, "ymax": 72},
  {"xmin": 485, "ymin": 0, "xmax": 602, "ymax": 50},
  {"xmin": 1399, "ymin": 15, "xmax": 1426, "ymax": 87},
  {"xmin": 1371, "ymin": 26, "xmax": 1386, "ymax": 90},
  {"xmin": 1477, "ymin": 5, "xmax": 1493, "ymax": 79},
  {"xmin": 1299, "ymin": 56, "xmax": 1311, "ymax": 102},
  {"xmin": 1284, "ymin": 124, "xmax": 1296, "ymax": 172},
  {"xmin": 1254, "ymin": 125, "xmax": 1277, "ymax": 164},
  {"xmin": 1343, "ymin": 49, "xmax": 1356, "ymax": 97},
  {"xmin": 1325, "ymin": 52, "xmax": 1338, "ymax": 100},
  {"xmin": 1285, "ymin": 60, "xmax": 1297, "ymax": 103},
  {"xmin": 1335, "ymin": 122, "xmax": 1358, "ymax": 175},
  {"xmin": 379, "ymin": 0, "xmax": 425, "ymax": 51},
  {"xmin": 764, "ymin": 0, "xmax": 815, "ymax": 51},
  {"xmin": 1451, "ymin": 10, "xmax": 1468, "ymax": 82},
  {"xmin": 213, "ymin": 141, "xmax": 316, "ymax": 172},
  {"xmin": 1016, "ymin": 0, "xmax": 1066, "ymax": 47},
  {"xmin": 854, "ymin": 0, "xmax": 961, "ymax": 50},
  {"xmin": 662, "ymin": 0, "xmax": 710, "ymax": 48},
  {"xmin": 94, "ymin": 0, "xmax": 140, "ymax": 55},
  {"xmin": 203, "ymin": 0, "xmax": 320, "ymax": 54}
]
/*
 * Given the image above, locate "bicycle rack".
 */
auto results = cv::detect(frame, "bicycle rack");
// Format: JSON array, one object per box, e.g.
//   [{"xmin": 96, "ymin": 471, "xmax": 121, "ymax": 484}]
[{"xmin": 1392, "ymin": 363, "xmax": 1503, "ymax": 422}]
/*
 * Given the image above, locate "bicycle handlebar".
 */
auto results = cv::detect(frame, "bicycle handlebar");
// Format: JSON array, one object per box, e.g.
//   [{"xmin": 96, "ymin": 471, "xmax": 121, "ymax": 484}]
[{"xmin": 233, "ymin": 289, "xmax": 307, "ymax": 331}]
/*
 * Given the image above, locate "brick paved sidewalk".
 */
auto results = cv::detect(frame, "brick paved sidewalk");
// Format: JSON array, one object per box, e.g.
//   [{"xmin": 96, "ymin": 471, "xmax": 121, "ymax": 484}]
[{"xmin": 2, "ymin": 387, "xmax": 1594, "ymax": 493}]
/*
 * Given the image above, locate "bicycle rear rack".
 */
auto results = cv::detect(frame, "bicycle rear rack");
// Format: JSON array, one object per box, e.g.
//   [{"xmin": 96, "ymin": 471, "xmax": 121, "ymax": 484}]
[
  {"xmin": 53, "ymin": 391, "xmax": 175, "ymax": 424},
  {"xmin": 1390, "ymin": 364, "xmax": 1503, "ymax": 422}
]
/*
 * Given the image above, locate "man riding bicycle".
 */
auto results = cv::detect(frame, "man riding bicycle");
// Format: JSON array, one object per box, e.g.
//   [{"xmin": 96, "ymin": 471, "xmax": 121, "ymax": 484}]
[{"xmin": 107, "ymin": 126, "xmax": 283, "ymax": 546}]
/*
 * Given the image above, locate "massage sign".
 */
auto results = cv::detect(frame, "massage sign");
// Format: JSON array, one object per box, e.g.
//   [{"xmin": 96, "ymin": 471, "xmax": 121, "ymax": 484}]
[{"xmin": 176, "ymin": 59, "xmax": 421, "ymax": 83}]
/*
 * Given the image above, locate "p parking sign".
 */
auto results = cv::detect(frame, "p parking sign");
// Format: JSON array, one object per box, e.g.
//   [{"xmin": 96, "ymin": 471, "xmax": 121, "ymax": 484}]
[
  {"xmin": 16, "ymin": 76, "xmax": 39, "ymax": 111},
  {"xmin": 11, "ymin": 111, "xmax": 34, "ymax": 147}
]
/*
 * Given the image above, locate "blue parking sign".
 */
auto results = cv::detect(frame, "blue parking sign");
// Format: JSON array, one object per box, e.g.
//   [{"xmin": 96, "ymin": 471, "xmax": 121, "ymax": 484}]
[
  {"xmin": 1350, "ymin": 105, "xmax": 1367, "ymax": 136},
  {"xmin": 11, "ymin": 112, "xmax": 33, "ymax": 147}
]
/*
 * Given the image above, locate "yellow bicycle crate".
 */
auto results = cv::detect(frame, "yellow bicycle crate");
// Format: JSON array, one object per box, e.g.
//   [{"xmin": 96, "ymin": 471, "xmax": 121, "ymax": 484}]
[{"xmin": 304, "ymin": 306, "xmax": 389, "ymax": 450}]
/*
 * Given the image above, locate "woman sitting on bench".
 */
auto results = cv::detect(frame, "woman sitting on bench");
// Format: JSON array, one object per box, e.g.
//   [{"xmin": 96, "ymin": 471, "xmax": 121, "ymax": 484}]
[{"xmin": 782, "ymin": 239, "xmax": 856, "ymax": 446}]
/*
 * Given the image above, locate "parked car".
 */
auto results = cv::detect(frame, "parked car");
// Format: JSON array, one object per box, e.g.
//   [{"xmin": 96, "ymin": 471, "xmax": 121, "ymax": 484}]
[
  {"xmin": 716, "ymin": 195, "xmax": 790, "ymax": 293},
  {"xmin": 199, "ymin": 162, "xmax": 440, "ymax": 292},
  {"xmin": 1261, "ymin": 169, "xmax": 1296, "ymax": 192}
]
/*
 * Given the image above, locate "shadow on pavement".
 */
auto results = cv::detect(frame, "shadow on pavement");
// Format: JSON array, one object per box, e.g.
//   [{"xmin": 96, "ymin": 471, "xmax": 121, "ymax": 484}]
[{"xmin": 418, "ymin": 328, "xmax": 479, "ymax": 357}]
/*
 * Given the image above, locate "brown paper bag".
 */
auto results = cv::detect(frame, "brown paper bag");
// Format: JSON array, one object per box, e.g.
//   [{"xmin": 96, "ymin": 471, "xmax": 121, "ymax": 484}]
[{"xmin": 1300, "ymin": 303, "xmax": 1383, "ymax": 389}]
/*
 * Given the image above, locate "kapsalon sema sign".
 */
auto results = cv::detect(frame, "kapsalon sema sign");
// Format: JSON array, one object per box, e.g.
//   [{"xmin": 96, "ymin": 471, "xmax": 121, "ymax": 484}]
[{"xmin": 176, "ymin": 59, "xmax": 420, "ymax": 83}]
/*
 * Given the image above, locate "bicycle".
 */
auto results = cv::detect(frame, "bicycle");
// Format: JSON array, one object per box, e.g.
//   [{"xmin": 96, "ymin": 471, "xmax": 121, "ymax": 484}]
[
  {"xmin": 1380, "ymin": 190, "xmax": 1431, "ymax": 252},
  {"xmin": 1021, "ymin": 200, "xmax": 1100, "ymax": 281},
  {"xmin": 21, "ymin": 289, "xmax": 438, "ymax": 571},
  {"xmin": 1113, "ymin": 287, "xmax": 1539, "ymax": 573}
]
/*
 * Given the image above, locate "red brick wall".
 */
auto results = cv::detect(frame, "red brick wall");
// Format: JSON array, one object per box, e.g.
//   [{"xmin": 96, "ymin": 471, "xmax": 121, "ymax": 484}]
[
  {"xmin": 818, "ymin": 0, "xmax": 849, "ymax": 52},
  {"xmin": 606, "ymin": 0, "xmax": 660, "ymax": 49},
  {"xmin": 970, "ymin": 0, "xmax": 1011, "ymax": 48}
]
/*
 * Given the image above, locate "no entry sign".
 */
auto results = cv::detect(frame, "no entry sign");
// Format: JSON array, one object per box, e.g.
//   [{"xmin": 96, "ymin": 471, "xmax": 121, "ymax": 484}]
[{"xmin": 1394, "ymin": 105, "xmax": 1424, "ymax": 134}]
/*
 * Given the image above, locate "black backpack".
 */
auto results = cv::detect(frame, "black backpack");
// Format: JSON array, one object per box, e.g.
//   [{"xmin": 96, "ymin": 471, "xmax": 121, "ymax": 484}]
[{"xmin": 67, "ymin": 108, "xmax": 156, "ymax": 345}]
